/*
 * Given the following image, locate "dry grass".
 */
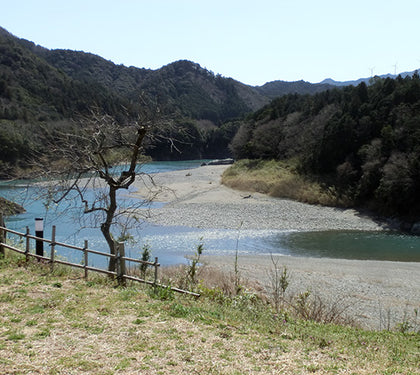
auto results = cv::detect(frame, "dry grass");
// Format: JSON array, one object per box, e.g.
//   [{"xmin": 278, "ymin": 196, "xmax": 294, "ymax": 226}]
[
  {"xmin": 1, "ymin": 253, "xmax": 419, "ymax": 374},
  {"xmin": 159, "ymin": 263, "xmax": 265, "ymax": 297},
  {"xmin": 222, "ymin": 159, "xmax": 350, "ymax": 207}
]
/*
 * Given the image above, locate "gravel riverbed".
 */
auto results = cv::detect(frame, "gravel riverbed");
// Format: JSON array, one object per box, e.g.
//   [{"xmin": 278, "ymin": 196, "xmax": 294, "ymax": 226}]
[{"xmin": 133, "ymin": 165, "xmax": 420, "ymax": 330}]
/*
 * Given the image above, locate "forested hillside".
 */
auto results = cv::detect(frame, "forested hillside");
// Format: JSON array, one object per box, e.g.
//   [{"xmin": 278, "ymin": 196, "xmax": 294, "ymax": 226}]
[
  {"xmin": 0, "ymin": 27, "xmax": 142, "ymax": 176},
  {"xmin": 0, "ymin": 26, "xmax": 339, "ymax": 174},
  {"xmin": 230, "ymin": 76, "xmax": 420, "ymax": 220},
  {"xmin": 2, "ymin": 26, "xmax": 420, "ymax": 220},
  {"xmin": 256, "ymin": 79, "xmax": 334, "ymax": 99}
]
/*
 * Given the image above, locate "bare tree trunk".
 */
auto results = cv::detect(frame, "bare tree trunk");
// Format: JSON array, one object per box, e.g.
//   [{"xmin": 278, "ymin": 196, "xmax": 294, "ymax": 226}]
[
  {"xmin": 101, "ymin": 186, "xmax": 118, "ymax": 272},
  {"xmin": 0, "ymin": 212, "xmax": 5, "ymax": 257},
  {"xmin": 39, "ymin": 110, "xmax": 154, "ymax": 274}
]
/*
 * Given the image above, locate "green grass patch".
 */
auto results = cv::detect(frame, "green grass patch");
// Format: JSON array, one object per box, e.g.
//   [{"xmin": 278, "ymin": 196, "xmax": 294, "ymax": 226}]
[{"xmin": 0, "ymin": 250, "xmax": 418, "ymax": 374}]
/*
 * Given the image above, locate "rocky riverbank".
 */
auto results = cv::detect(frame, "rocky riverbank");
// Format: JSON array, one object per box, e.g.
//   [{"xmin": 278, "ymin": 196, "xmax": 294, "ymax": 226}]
[
  {"xmin": 0, "ymin": 197, "xmax": 25, "ymax": 216},
  {"xmin": 133, "ymin": 165, "xmax": 419, "ymax": 330},
  {"xmin": 201, "ymin": 254, "xmax": 420, "ymax": 330},
  {"xmin": 133, "ymin": 165, "xmax": 386, "ymax": 232}
]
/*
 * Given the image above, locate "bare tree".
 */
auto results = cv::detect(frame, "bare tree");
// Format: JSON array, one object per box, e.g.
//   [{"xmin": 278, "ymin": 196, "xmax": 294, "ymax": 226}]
[{"xmin": 36, "ymin": 105, "xmax": 163, "ymax": 272}]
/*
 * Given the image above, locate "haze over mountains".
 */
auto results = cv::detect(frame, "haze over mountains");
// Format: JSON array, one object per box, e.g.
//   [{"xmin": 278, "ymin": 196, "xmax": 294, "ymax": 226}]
[{"xmin": 319, "ymin": 69, "xmax": 419, "ymax": 87}]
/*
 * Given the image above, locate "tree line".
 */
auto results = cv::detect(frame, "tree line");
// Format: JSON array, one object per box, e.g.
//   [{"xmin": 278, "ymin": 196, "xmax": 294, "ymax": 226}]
[
  {"xmin": 1, "ymin": 25, "xmax": 347, "ymax": 173},
  {"xmin": 230, "ymin": 75, "xmax": 420, "ymax": 220},
  {"xmin": 2, "ymin": 26, "xmax": 420, "ymax": 221}
]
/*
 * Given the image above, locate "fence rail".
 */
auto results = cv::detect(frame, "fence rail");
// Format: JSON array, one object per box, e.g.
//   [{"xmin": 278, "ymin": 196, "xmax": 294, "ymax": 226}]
[{"xmin": 0, "ymin": 221, "xmax": 199, "ymax": 297}]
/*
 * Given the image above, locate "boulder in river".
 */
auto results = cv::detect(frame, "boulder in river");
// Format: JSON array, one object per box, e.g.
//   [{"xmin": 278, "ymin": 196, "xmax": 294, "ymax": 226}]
[{"xmin": 202, "ymin": 158, "xmax": 234, "ymax": 166}]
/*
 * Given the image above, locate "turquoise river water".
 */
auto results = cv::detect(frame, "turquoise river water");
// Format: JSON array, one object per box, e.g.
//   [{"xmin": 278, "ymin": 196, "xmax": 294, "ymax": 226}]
[{"xmin": 1, "ymin": 161, "xmax": 419, "ymax": 267}]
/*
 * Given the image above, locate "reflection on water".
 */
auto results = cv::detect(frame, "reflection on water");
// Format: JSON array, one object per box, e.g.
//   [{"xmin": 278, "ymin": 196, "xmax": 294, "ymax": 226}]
[
  {"xmin": 272, "ymin": 230, "xmax": 420, "ymax": 262},
  {"xmin": 1, "ymin": 161, "xmax": 208, "ymax": 267},
  {"xmin": 136, "ymin": 226, "xmax": 420, "ymax": 264},
  {"xmin": 136, "ymin": 225, "xmax": 293, "ymax": 265},
  {"xmin": 1, "ymin": 161, "xmax": 419, "ymax": 266}
]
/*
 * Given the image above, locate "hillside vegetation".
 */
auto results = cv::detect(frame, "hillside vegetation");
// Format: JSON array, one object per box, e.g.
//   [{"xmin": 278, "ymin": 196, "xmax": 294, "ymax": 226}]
[
  {"xmin": 230, "ymin": 76, "xmax": 420, "ymax": 222},
  {"xmin": 1, "ymin": 26, "xmax": 420, "ymax": 222},
  {"xmin": 0, "ymin": 26, "xmax": 338, "ymax": 175}
]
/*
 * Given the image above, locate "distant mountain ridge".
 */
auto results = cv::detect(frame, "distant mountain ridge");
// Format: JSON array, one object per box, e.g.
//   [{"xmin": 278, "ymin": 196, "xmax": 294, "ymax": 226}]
[
  {"xmin": 255, "ymin": 80, "xmax": 335, "ymax": 99},
  {"xmin": 319, "ymin": 69, "xmax": 420, "ymax": 87},
  {"xmin": 2, "ymin": 25, "xmax": 418, "ymax": 122},
  {"xmin": 0, "ymin": 26, "xmax": 338, "ymax": 122}
]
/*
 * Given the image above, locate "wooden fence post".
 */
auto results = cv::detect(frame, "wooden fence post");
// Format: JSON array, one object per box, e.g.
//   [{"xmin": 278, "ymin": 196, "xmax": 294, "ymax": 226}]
[
  {"xmin": 0, "ymin": 212, "xmax": 5, "ymax": 257},
  {"xmin": 84, "ymin": 240, "xmax": 88, "ymax": 279},
  {"xmin": 154, "ymin": 257, "xmax": 159, "ymax": 287},
  {"xmin": 50, "ymin": 225, "xmax": 56, "ymax": 272},
  {"xmin": 35, "ymin": 218, "xmax": 44, "ymax": 258},
  {"xmin": 25, "ymin": 226, "xmax": 30, "ymax": 263},
  {"xmin": 116, "ymin": 241, "xmax": 126, "ymax": 287}
]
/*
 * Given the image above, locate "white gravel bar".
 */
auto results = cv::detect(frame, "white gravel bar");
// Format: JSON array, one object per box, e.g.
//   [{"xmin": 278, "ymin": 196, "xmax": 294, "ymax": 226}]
[{"xmin": 133, "ymin": 165, "xmax": 420, "ymax": 330}]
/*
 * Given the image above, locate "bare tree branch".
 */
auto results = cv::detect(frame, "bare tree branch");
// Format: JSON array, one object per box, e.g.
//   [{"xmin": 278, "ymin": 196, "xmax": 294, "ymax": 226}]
[{"xmin": 31, "ymin": 102, "xmax": 165, "ymax": 272}]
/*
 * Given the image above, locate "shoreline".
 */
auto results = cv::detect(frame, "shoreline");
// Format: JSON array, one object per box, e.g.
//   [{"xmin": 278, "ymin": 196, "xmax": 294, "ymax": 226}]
[
  {"xmin": 200, "ymin": 253, "xmax": 420, "ymax": 330},
  {"xmin": 133, "ymin": 165, "xmax": 387, "ymax": 232},
  {"xmin": 132, "ymin": 165, "xmax": 419, "ymax": 330}
]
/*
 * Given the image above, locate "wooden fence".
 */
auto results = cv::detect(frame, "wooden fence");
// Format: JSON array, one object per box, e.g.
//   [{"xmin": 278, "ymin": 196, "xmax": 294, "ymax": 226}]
[{"xmin": 0, "ymin": 220, "xmax": 199, "ymax": 297}]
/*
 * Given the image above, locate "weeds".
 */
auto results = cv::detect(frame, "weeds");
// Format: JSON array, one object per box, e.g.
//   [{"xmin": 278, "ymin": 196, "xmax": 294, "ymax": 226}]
[
  {"xmin": 157, "ymin": 240, "xmax": 206, "ymax": 293},
  {"xmin": 267, "ymin": 254, "xmax": 290, "ymax": 313},
  {"xmin": 1, "ymin": 250, "xmax": 419, "ymax": 374},
  {"xmin": 186, "ymin": 239, "xmax": 203, "ymax": 287},
  {"xmin": 266, "ymin": 257, "xmax": 355, "ymax": 326},
  {"xmin": 233, "ymin": 221, "xmax": 243, "ymax": 295},
  {"xmin": 139, "ymin": 243, "xmax": 152, "ymax": 279},
  {"xmin": 291, "ymin": 291, "xmax": 354, "ymax": 325},
  {"xmin": 149, "ymin": 284, "xmax": 174, "ymax": 301},
  {"xmin": 397, "ymin": 307, "xmax": 420, "ymax": 334},
  {"xmin": 378, "ymin": 303, "xmax": 420, "ymax": 333}
]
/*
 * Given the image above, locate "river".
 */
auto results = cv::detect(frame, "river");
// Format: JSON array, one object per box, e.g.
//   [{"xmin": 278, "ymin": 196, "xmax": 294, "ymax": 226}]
[{"xmin": 1, "ymin": 161, "xmax": 419, "ymax": 267}]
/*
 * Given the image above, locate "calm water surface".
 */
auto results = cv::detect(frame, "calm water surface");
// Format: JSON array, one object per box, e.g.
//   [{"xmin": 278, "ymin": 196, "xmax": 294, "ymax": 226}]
[{"xmin": 1, "ymin": 161, "xmax": 419, "ymax": 266}]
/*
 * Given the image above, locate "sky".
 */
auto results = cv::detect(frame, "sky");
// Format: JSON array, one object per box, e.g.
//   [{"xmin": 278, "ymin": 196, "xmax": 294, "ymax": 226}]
[{"xmin": 1, "ymin": 0, "xmax": 420, "ymax": 86}]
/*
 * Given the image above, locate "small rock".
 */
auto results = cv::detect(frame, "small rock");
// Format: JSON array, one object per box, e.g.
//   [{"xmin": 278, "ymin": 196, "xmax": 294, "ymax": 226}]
[{"xmin": 411, "ymin": 221, "xmax": 420, "ymax": 234}]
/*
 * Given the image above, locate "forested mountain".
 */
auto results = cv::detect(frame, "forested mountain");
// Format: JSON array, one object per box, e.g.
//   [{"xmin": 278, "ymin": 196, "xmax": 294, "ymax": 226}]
[
  {"xmin": 0, "ymin": 27, "xmax": 134, "ymax": 122},
  {"xmin": 0, "ymin": 25, "xmax": 272, "ymax": 124},
  {"xmin": 0, "ymin": 25, "xmax": 339, "ymax": 169},
  {"xmin": 256, "ymin": 80, "xmax": 334, "ymax": 99},
  {"xmin": 231, "ymin": 76, "xmax": 420, "ymax": 220},
  {"xmin": 2, "ymin": 26, "xmax": 420, "ymax": 221}
]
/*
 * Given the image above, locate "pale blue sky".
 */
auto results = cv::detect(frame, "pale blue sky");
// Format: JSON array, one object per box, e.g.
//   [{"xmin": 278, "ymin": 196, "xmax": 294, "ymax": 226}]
[{"xmin": 1, "ymin": 0, "xmax": 419, "ymax": 85}]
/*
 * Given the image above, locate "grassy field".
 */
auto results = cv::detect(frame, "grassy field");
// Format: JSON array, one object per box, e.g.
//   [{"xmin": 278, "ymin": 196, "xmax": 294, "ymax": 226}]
[
  {"xmin": 222, "ymin": 159, "xmax": 351, "ymax": 207},
  {"xmin": 0, "ymin": 252, "xmax": 419, "ymax": 374}
]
